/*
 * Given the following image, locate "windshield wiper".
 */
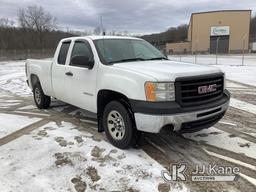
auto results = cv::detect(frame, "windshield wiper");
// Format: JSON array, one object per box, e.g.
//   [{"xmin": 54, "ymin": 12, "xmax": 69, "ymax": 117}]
[
  {"xmin": 109, "ymin": 58, "xmax": 145, "ymax": 64},
  {"xmin": 147, "ymin": 57, "xmax": 168, "ymax": 61}
]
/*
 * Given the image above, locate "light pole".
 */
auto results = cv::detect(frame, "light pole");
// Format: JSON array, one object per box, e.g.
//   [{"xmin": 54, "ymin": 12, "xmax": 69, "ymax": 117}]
[
  {"xmin": 215, "ymin": 37, "xmax": 220, "ymax": 65},
  {"xmin": 179, "ymin": 43, "xmax": 182, "ymax": 61},
  {"xmin": 242, "ymin": 35, "xmax": 246, "ymax": 66},
  {"xmin": 195, "ymin": 39, "xmax": 198, "ymax": 63}
]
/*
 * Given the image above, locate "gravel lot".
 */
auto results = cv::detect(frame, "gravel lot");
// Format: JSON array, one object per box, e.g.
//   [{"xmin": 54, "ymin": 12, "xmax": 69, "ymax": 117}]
[{"xmin": 0, "ymin": 60, "xmax": 256, "ymax": 192}]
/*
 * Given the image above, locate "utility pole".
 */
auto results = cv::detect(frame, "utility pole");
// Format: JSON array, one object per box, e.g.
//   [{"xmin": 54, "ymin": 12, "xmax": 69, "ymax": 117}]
[
  {"xmin": 179, "ymin": 44, "xmax": 182, "ymax": 61},
  {"xmin": 100, "ymin": 16, "xmax": 105, "ymax": 35},
  {"xmin": 158, "ymin": 34, "xmax": 160, "ymax": 49},
  {"xmin": 242, "ymin": 35, "xmax": 246, "ymax": 66},
  {"xmin": 215, "ymin": 37, "xmax": 220, "ymax": 65},
  {"xmin": 195, "ymin": 39, "xmax": 198, "ymax": 63}
]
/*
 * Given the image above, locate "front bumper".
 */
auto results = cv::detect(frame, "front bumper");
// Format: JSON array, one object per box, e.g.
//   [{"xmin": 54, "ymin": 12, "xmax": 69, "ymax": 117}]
[{"xmin": 130, "ymin": 90, "xmax": 230, "ymax": 133}]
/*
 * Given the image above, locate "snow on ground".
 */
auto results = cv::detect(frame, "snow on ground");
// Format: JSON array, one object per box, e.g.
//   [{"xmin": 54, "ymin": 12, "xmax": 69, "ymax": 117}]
[
  {"xmin": 0, "ymin": 121, "xmax": 188, "ymax": 192},
  {"xmin": 0, "ymin": 61, "xmax": 31, "ymax": 96},
  {"xmin": 184, "ymin": 96, "xmax": 256, "ymax": 159},
  {"xmin": 230, "ymin": 98, "xmax": 256, "ymax": 115},
  {"xmin": 183, "ymin": 127, "xmax": 256, "ymax": 160},
  {"xmin": 18, "ymin": 105, "xmax": 37, "ymax": 110},
  {"xmin": 0, "ymin": 101, "xmax": 20, "ymax": 108},
  {"xmin": 169, "ymin": 54, "xmax": 256, "ymax": 87},
  {"xmin": 226, "ymin": 81, "xmax": 247, "ymax": 89},
  {"xmin": 0, "ymin": 77, "xmax": 32, "ymax": 96},
  {"xmin": 0, "ymin": 113, "xmax": 41, "ymax": 139},
  {"xmin": 215, "ymin": 65, "xmax": 256, "ymax": 87}
]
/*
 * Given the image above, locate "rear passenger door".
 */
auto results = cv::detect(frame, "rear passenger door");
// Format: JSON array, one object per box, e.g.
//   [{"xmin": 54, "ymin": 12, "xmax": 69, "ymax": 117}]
[
  {"xmin": 65, "ymin": 40, "xmax": 97, "ymax": 112},
  {"xmin": 52, "ymin": 41, "xmax": 71, "ymax": 101}
]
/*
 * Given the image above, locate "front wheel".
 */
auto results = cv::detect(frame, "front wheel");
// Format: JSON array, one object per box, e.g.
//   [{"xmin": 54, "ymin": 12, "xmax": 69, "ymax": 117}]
[
  {"xmin": 33, "ymin": 83, "xmax": 51, "ymax": 109},
  {"xmin": 103, "ymin": 101, "xmax": 138, "ymax": 149}
]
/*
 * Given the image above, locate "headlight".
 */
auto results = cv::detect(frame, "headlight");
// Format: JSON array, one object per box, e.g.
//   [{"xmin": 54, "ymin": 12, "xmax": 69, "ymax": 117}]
[{"xmin": 145, "ymin": 82, "xmax": 175, "ymax": 102}]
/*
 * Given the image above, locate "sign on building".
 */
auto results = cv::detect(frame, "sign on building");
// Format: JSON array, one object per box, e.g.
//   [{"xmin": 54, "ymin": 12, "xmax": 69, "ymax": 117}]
[{"xmin": 210, "ymin": 26, "xmax": 230, "ymax": 36}]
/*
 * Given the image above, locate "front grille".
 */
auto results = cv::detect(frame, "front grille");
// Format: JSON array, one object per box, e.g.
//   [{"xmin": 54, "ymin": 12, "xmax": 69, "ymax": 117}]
[{"xmin": 175, "ymin": 73, "xmax": 224, "ymax": 107}]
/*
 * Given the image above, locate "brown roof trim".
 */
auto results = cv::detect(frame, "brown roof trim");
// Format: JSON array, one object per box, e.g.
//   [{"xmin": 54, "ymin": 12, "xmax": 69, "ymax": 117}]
[{"xmin": 191, "ymin": 9, "xmax": 251, "ymax": 16}]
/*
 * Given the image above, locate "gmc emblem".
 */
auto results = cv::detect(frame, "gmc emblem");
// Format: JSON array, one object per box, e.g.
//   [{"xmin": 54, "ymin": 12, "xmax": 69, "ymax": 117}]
[{"xmin": 198, "ymin": 84, "xmax": 217, "ymax": 94}]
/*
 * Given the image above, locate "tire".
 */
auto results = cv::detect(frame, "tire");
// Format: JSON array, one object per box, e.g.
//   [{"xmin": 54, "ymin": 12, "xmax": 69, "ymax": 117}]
[
  {"xmin": 103, "ymin": 101, "xmax": 138, "ymax": 149},
  {"xmin": 33, "ymin": 82, "xmax": 51, "ymax": 109}
]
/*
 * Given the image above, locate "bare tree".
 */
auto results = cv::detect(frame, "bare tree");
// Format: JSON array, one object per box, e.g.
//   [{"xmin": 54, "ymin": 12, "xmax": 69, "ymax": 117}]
[
  {"xmin": 0, "ymin": 18, "xmax": 14, "ymax": 27},
  {"xmin": 141, "ymin": 24, "xmax": 188, "ymax": 46},
  {"xmin": 93, "ymin": 26, "xmax": 101, "ymax": 35},
  {"xmin": 0, "ymin": 18, "xmax": 14, "ymax": 50},
  {"xmin": 18, "ymin": 5, "xmax": 57, "ymax": 48}
]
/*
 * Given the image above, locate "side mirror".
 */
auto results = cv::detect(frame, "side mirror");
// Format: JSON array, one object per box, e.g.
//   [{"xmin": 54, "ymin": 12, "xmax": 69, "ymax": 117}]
[{"xmin": 71, "ymin": 56, "xmax": 94, "ymax": 69}]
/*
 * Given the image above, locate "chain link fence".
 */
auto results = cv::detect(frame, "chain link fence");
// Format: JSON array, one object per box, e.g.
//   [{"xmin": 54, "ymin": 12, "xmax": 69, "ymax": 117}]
[
  {"xmin": 166, "ymin": 34, "xmax": 256, "ymax": 66},
  {"xmin": 168, "ymin": 53, "xmax": 256, "ymax": 66}
]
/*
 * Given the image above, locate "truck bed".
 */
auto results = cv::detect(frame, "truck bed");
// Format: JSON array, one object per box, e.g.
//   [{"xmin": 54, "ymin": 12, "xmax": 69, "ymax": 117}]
[{"xmin": 26, "ymin": 58, "xmax": 54, "ymax": 97}]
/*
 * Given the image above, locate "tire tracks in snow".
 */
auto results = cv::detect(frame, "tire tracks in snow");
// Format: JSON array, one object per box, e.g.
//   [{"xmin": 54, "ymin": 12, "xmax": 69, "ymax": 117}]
[{"xmin": 0, "ymin": 119, "xmax": 50, "ymax": 146}]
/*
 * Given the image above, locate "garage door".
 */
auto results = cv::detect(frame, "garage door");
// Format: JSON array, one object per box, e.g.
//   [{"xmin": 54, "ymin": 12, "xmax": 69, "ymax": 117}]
[{"xmin": 210, "ymin": 35, "xmax": 229, "ymax": 54}]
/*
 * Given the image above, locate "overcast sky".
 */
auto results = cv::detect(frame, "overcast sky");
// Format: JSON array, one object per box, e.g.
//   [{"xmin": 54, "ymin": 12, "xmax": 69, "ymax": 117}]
[{"xmin": 0, "ymin": 0, "xmax": 255, "ymax": 34}]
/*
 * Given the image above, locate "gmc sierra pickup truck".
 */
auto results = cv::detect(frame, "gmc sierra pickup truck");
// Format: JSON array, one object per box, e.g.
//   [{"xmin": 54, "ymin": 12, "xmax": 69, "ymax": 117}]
[{"xmin": 26, "ymin": 36, "xmax": 230, "ymax": 149}]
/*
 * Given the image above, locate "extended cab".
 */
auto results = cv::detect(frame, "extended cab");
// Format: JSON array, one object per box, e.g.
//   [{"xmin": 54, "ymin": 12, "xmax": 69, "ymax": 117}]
[{"xmin": 26, "ymin": 36, "xmax": 230, "ymax": 149}]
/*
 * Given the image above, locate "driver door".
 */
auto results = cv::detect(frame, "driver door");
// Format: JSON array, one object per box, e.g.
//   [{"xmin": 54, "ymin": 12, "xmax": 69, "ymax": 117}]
[{"xmin": 65, "ymin": 40, "xmax": 97, "ymax": 112}]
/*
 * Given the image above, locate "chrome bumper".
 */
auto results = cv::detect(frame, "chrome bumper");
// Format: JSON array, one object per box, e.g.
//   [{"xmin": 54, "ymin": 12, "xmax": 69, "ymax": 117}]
[{"xmin": 134, "ymin": 99, "xmax": 229, "ymax": 133}]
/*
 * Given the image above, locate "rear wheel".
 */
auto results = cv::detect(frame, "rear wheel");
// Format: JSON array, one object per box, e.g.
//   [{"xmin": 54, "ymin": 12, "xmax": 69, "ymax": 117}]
[
  {"xmin": 33, "ymin": 83, "xmax": 51, "ymax": 109},
  {"xmin": 103, "ymin": 101, "xmax": 138, "ymax": 149}
]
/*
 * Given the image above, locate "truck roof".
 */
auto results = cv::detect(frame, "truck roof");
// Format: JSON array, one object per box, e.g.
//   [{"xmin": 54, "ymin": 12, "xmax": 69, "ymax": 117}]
[
  {"xmin": 88, "ymin": 36, "xmax": 141, "ymax": 40},
  {"xmin": 61, "ymin": 35, "xmax": 141, "ymax": 41}
]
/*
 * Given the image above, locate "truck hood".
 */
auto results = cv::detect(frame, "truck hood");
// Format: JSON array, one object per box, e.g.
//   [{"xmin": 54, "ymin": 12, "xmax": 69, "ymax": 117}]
[{"xmin": 113, "ymin": 60, "xmax": 222, "ymax": 81}]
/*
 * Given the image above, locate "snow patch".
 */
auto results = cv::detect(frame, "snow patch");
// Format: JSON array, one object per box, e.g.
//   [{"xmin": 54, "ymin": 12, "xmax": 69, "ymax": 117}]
[
  {"xmin": 183, "ymin": 127, "xmax": 256, "ymax": 160},
  {"xmin": 169, "ymin": 55, "xmax": 256, "ymax": 86},
  {"xmin": 0, "ymin": 61, "xmax": 32, "ymax": 96},
  {"xmin": 0, "ymin": 113, "xmax": 41, "ymax": 139},
  {"xmin": 230, "ymin": 98, "xmax": 256, "ymax": 115},
  {"xmin": 0, "ymin": 121, "xmax": 188, "ymax": 192},
  {"xmin": 18, "ymin": 105, "xmax": 37, "ymax": 110}
]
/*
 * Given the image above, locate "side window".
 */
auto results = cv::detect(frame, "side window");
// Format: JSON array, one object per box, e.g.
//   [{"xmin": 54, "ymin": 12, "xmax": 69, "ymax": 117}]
[
  {"xmin": 70, "ymin": 41, "xmax": 94, "ymax": 67},
  {"xmin": 58, "ymin": 41, "xmax": 71, "ymax": 65}
]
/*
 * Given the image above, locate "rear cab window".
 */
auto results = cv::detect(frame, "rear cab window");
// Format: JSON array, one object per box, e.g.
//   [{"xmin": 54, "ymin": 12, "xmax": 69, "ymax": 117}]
[{"xmin": 58, "ymin": 41, "xmax": 71, "ymax": 65}]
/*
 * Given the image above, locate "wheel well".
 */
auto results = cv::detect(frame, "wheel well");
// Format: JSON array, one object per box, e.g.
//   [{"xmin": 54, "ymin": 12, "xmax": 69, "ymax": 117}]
[
  {"xmin": 30, "ymin": 74, "xmax": 40, "ymax": 89},
  {"xmin": 97, "ymin": 90, "xmax": 134, "ymax": 132}
]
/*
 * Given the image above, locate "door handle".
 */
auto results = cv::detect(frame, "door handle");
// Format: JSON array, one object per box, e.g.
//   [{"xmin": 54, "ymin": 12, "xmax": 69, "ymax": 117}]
[{"xmin": 65, "ymin": 71, "xmax": 73, "ymax": 76}]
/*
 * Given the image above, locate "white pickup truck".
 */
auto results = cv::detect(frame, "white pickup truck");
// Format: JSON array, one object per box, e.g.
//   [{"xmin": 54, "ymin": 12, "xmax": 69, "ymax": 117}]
[{"xmin": 26, "ymin": 36, "xmax": 230, "ymax": 149}]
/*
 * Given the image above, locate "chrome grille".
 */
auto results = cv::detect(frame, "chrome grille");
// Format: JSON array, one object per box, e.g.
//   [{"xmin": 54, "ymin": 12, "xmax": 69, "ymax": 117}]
[{"xmin": 175, "ymin": 73, "xmax": 224, "ymax": 107}]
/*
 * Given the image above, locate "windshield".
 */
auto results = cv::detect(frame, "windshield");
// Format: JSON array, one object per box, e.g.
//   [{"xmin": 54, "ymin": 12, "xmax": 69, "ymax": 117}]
[{"xmin": 93, "ymin": 39, "xmax": 167, "ymax": 64}]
